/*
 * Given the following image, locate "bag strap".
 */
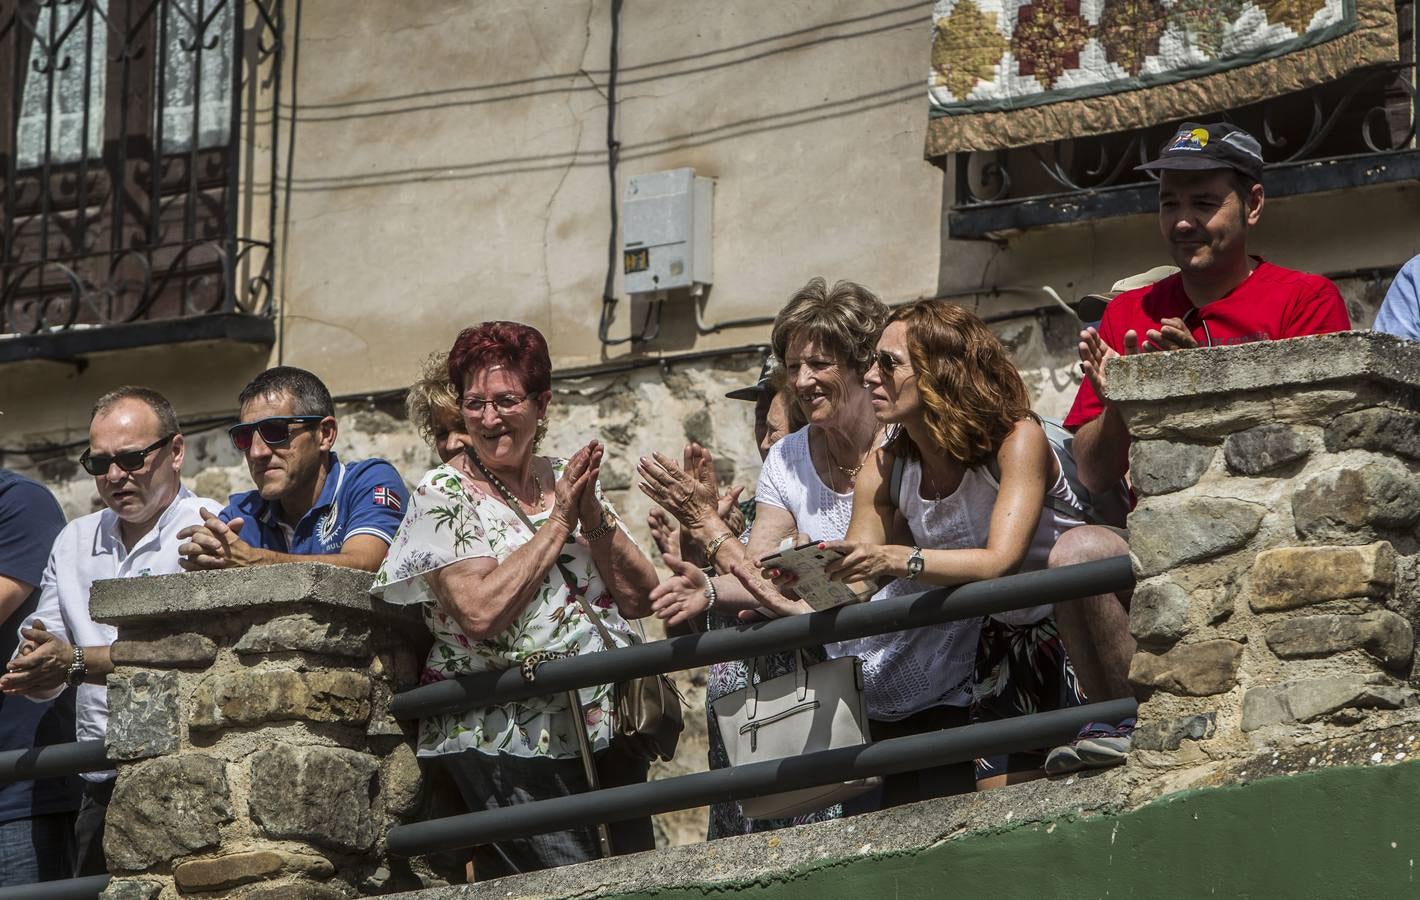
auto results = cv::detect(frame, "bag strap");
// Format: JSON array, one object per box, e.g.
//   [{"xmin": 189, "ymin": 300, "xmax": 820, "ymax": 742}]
[
  {"xmin": 465, "ymin": 449, "xmax": 626, "ymax": 653},
  {"xmin": 984, "ymin": 453, "xmax": 1102, "ymax": 528}
]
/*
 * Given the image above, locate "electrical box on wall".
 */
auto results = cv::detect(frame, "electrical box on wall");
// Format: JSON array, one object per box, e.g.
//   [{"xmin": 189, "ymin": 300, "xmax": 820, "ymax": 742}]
[{"xmin": 622, "ymin": 168, "xmax": 713, "ymax": 296}]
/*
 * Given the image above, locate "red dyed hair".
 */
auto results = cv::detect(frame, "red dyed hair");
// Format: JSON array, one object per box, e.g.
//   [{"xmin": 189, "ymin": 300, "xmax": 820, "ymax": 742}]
[{"xmin": 447, "ymin": 321, "xmax": 552, "ymax": 397}]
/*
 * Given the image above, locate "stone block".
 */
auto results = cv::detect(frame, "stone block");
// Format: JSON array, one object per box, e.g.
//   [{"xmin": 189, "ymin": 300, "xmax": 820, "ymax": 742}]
[
  {"xmin": 240, "ymin": 885, "xmax": 350, "ymax": 900},
  {"xmin": 190, "ymin": 669, "xmax": 371, "ymax": 731},
  {"xmin": 1129, "ymin": 497, "xmax": 1266, "ymax": 578},
  {"xmin": 110, "ymin": 633, "xmax": 217, "ymax": 668},
  {"xmin": 1128, "ymin": 639, "xmax": 1244, "ymax": 697},
  {"xmin": 1324, "ymin": 408, "xmax": 1420, "ymax": 460},
  {"xmin": 234, "ymin": 612, "xmax": 372, "ymax": 658},
  {"xmin": 1292, "ymin": 463, "xmax": 1420, "ymax": 543},
  {"xmin": 1129, "ymin": 579, "xmax": 1192, "ymax": 646},
  {"xmin": 1223, "ymin": 423, "xmax": 1310, "ymax": 476},
  {"xmin": 173, "ymin": 850, "xmax": 335, "ymax": 892},
  {"xmin": 1264, "ymin": 611, "xmax": 1414, "ymax": 670},
  {"xmin": 382, "ymin": 742, "xmax": 423, "ymax": 818},
  {"xmin": 250, "ymin": 744, "xmax": 379, "ymax": 852},
  {"xmin": 1240, "ymin": 674, "xmax": 1417, "ymax": 731},
  {"xmin": 1131, "ymin": 712, "xmax": 1216, "ymax": 751},
  {"xmin": 99, "ymin": 880, "xmax": 162, "ymax": 900},
  {"xmin": 1129, "ymin": 441, "xmax": 1215, "ymax": 496},
  {"xmin": 1249, "ymin": 542, "xmax": 1395, "ymax": 611},
  {"xmin": 105, "ymin": 671, "xmax": 180, "ymax": 761},
  {"xmin": 106, "ymin": 754, "xmax": 233, "ymax": 870}
]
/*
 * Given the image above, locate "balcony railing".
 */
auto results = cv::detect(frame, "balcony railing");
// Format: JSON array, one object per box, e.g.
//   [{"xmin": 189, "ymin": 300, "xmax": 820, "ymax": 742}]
[
  {"xmin": 0, "ymin": 0, "xmax": 282, "ymax": 360},
  {"xmin": 947, "ymin": 0, "xmax": 1418, "ymax": 238}
]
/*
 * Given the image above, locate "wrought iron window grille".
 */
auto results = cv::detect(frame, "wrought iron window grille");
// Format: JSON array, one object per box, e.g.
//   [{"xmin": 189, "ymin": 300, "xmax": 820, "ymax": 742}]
[
  {"xmin": 0, "ymin": 0, "xmax": 282, "ymax": 354},
  {"xmin": 946, "ymin": 1, "xmax": 1418, "ymax": 240}
]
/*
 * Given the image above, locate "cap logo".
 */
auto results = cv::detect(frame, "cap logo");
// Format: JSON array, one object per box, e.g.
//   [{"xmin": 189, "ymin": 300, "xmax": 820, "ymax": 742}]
[{"xmin": 1166, "ymin": 127, "xmax": 1210, "ymax": 152}]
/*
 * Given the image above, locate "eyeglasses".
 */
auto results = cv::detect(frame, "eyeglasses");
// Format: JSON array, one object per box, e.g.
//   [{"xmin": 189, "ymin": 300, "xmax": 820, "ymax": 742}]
[
  {"xmin": 462, "ymin": 394, "xmax": 527, "ymax": 414},
  {"xmin": 228, "ymin": 416, "xmax": 324, "ymax": 452},
  {"xmin": 79, "ymin": 434, "xmax": 175, "ymax": 476}
]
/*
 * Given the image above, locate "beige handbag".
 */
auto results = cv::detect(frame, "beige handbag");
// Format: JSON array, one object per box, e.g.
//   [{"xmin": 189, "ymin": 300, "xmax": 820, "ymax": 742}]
[{"xmin": 711, "ymin": 652, "xmax": 879, "ymax": 819}]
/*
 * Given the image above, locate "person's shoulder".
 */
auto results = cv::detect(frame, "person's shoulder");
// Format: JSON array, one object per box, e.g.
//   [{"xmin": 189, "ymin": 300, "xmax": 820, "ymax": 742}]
[
  {"xmin": 1252, "ymin": 259, "xmax": 1338, "ymax": 293},
  {"xmin": 223, "ymin": 487, "xmax": 263, "ymax": 517},
  {"xmin": 342, "ymin": 457, "xmax": 404, "ymax": 487},
  {"xmin": 769, "ymin": 426, "xmax": 810, "ymax": 460},
  {"xmin": 0, "ymin": 469, "xmax": 62, "ymax": 516}
]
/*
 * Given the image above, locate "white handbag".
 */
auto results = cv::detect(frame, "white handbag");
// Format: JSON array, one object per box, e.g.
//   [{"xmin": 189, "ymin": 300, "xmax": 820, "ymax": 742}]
[{"xmin": 711, "ymin": 652, "xmax": 879, "ymax": 819}]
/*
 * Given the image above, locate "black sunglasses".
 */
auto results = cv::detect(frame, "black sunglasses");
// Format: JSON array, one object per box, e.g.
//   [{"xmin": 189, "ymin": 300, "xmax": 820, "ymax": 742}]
[
  {"xmin": 79, "ymin": 434, "xmax": 175, "ymax": 476},
  {"xmin": 874, "ymin": 349, "xmax": 909, "ymax": 375},
  {"xmin": 228, "ymin": 416, "xmax": 324, "ymax": 452}
]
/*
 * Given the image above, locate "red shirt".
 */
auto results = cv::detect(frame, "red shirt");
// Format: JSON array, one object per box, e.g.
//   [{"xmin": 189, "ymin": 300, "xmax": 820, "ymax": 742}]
[{"xmin": 1063, "ymin": 259, "xmax": 1350, "ymax": 429}]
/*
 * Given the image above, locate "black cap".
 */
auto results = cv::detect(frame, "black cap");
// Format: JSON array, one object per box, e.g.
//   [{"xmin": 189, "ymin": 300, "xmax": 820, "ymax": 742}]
[
  {"xmin": 1135, "ymin": 122, "xmax": 1265, "ymax": 183},
  {"xmin": 726, "ymin": 357, "xmax": 775, "ymax": 402}
]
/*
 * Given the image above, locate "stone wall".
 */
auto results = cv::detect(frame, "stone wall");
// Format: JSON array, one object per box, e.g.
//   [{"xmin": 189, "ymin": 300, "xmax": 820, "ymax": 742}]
[
  {"xmin": 1107, "ymin": 331, "xmax": 1420, "ymax": 784},
  {"xmin": 92, "ymin": 565, "xmax": 431, "ymax": 899}
]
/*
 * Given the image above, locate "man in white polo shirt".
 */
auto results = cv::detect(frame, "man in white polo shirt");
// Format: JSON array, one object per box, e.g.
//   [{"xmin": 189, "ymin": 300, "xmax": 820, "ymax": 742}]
[{"xmin": 0, "ymin": 386, "xmax": 217, "ymax": 876}]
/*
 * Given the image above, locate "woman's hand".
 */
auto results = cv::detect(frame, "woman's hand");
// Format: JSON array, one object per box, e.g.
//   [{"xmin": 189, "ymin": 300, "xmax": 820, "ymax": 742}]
[
  {"xmin": 575, "ymin": 441, "xmax": 608, "ymax": 532},
  {"xmin": 636, "ymin": 449, "xmax": 721, "ymax": 533},
  {"xmin": 648, "ymin": 554, "xmax": 711, "ymax": 627},
  {"xmin": 551, "ymin": 442, "xmax": 600, "ymax": 533},
  {"xmin": 822, "ymin": 540, "xmax": 910, "ymax": 583},
  {"xmin": 647, "ymin": 507, "xmax": 680, "ymax": 556},
  {"xmin": 728, "ymin": 562, "xmax": 813, "ymax": 619},
  {"xmin": 685, "ymin": 444, "xmax": 746, "ymax": 534}
]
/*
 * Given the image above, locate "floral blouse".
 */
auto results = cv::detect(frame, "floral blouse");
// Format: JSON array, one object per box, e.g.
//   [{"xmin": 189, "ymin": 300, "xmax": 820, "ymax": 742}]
[{"xmin": 370, "ymin": 460, "xmax": 635, "ymax": 760}]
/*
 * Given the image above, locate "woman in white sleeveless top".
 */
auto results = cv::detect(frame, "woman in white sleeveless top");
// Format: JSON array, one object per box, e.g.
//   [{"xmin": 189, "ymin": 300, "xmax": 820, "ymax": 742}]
[{"xmin": 817, "ymin": 300, "xmax": 1087, "ymax": 804}]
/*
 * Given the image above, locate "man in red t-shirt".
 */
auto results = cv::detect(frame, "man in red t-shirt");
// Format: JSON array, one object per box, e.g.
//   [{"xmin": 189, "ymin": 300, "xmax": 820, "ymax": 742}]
[{"xmin": 1044, "ymin": 121, "xmax": 1351, "ymax": 775}]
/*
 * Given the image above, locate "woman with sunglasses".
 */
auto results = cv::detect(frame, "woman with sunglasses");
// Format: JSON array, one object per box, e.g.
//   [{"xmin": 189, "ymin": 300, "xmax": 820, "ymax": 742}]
[
  {"xmin": 799, "ymin": 300, "xmax": 1087, "ymax": 802},
  {"xmin": 371, "ymin": 321, "xmax": 659, "ymax": 880}
]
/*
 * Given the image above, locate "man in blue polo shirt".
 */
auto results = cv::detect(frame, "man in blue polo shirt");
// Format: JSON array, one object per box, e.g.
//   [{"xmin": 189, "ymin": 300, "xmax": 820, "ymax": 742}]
[
  {"xmin": 0, "ymin": 468, "xmax": 77, "ymax": 887},
  {"xmin": 177, "ymin": 367, "xmax": 407, "ymax": 571}
]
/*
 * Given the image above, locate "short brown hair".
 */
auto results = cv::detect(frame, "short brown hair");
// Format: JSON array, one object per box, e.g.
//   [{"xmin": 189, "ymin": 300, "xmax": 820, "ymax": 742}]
[
  {"xmin": 887, "ymin": 300, "xmax": 1033, "ymax": 466},
  {"xmin": 91, "ymin": 386, "xmax": 180, "ymax": 437},
  {"xmin": 770, "ymin": 277, "xmax": 889, "ymax": 375},
  {"xmin": 406, "ymin": 353, "xmax": 461, "ymax": 447}
]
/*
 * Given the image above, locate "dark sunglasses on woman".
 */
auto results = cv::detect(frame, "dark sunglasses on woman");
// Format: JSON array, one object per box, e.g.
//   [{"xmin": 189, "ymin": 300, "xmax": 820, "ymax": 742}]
[
  {"xmin": 228, "ymin": 415, "xmax": 324, "ymax": 452},
  {"xmin": 79, "ymin": 434, "xmax": 174, "ymax": 476}
]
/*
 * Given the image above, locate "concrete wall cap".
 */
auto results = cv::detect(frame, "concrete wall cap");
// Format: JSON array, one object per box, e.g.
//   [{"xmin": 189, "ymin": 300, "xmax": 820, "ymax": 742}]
[
  {"xmin": 90, "ymin": 563, "xmax": 422, "ymax": 628},
  {"xmin": 1104, "ymin": 331, "xmax": 1420, "ymax": 404}
]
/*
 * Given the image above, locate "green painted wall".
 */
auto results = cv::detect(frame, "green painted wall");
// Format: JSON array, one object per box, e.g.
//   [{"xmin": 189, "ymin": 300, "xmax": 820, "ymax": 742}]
[{"xmin": 614, "ymin": 762, "xmax": 1420, "ymax": 899}]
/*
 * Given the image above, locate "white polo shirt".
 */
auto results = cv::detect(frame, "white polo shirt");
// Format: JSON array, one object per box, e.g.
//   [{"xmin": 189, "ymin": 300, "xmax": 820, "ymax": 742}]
[{"xmin": 21, "ymin": 486, "xmax": 218, "ymax": 781}]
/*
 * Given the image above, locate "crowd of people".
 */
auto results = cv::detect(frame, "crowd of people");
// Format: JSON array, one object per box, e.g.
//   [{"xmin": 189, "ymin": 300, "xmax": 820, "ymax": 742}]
[{"xmin": 2, "ymin": 119, "xmax": 1419, "ymax": 887}]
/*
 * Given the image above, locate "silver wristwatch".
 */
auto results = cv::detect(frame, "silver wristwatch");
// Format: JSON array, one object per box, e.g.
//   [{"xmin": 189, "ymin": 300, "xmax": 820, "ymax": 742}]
[{"xmin": 906, "ymin": 546, "xmax": 925, "ymax": 578}]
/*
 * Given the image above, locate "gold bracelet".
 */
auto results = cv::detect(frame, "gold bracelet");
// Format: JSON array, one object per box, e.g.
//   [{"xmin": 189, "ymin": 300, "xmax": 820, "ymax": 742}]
[
  {"xmin": 704, "ymin": 532, "xmax": 733, "ymax": 563},
  {"xmin": 583, "ymin": 512, "xmax": 617, "ymax": 543}
]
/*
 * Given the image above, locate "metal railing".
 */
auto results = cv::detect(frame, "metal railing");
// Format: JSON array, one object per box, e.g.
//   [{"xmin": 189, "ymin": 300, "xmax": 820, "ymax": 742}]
[
  {"xmin": 0, "ymin": 556, "xmax": 1136, "ymax": 892},
  {"xmin": 386, "ymin": 555, "xmax": 1136, "ymax": 855}
]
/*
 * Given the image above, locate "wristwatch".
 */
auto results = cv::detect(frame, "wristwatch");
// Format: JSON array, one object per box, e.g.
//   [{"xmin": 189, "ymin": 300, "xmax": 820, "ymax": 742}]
[
  {"xmin": 906, "ymin": 546, "xmax": 925, "ymax": 578},
  {"xmin": 65, "ymin": 645, "xmax": 87, "ymax": 688}
]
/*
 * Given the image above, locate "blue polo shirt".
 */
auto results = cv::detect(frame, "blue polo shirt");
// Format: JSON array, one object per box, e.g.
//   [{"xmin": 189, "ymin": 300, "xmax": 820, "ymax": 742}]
[
  {"xmin": 0, "ymin": 469, "xmax": 79, "ymax": 824},
  {"xmin": 219, "ymin": 453, "xmax": 408, "ymax": 555}
]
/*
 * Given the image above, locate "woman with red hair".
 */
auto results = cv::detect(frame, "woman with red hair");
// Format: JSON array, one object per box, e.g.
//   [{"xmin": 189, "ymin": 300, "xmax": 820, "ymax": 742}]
[{"xmin": 372, "ymin": 321, "xmax": 659, "ymax": 879}]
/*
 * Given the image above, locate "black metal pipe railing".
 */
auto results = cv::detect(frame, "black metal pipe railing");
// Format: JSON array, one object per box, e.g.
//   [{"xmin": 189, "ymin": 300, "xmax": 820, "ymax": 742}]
[
  {"xmin": 0, "ymin": 875, "xmax": 110, "ymax": 900},
  {"xmin": 391, "ymin": 556, "xmax": 1134, "ymax": 721},
  {"xmin": 388, "ymin": 697, "xmax": 1137, "ymax": 856},
  {"xmin": 0, "ymin": 739, "xmax": 111, "ymax": 787}
]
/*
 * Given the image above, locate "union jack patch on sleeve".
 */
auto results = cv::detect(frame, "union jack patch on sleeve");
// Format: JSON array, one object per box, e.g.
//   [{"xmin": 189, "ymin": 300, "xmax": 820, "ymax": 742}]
[{"xmin": 373, "ymin": 486, "xmax": 402, "ymax": 511}]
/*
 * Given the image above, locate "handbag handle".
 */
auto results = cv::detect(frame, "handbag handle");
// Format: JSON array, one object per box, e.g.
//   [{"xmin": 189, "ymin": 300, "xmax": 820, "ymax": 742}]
[{"xmin": 465, "ymin": 449, "xmax": 627, "ymax": 653}]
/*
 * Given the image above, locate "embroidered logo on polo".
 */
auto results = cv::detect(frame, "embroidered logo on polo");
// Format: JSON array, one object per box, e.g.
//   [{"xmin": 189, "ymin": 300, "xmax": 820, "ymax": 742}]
[
  {"xmin": 317, "ymin": 498, "xmax": 341, "ymax": 551},
  {"xmin": 1166, "ymin": 127, "xmax": 1210, "ymax": 152},
  {"xmin": 373, "ymin": 486, "xmax": 401, "ymax": 511}
]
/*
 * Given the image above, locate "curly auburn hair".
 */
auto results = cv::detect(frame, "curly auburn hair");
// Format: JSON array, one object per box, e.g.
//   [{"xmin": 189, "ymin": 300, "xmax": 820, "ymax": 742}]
[
  {"xmin": 770, "ymin": 277, "xmax": 889, "ymax": 375},
  {"xmin": 888, "ymin": 300, "xmax": 1033, "ymax": 466},
  {"xmin": 405, "ymin": 352, "xmax": 461, "ymax": 448}
]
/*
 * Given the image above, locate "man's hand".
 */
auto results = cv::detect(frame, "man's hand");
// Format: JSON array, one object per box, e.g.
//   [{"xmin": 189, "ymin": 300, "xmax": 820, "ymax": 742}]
[
  {"xmin": 178, "ymin": 509, "xmax": 255, "ymax": 570},
  {"xmin": 1078, "ymin": 326, "xmax": 1145, "ymax": 400},
  {"xmin": 1140, "ymin": 316, "xmax": 1200, "ymax": 352},
  {"xmin": 0, "ymin": 619, "xmax": 72, "ymax": 695}
]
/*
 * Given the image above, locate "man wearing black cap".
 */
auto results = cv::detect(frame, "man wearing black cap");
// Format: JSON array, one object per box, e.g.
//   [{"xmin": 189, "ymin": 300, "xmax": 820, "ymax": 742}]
[{"xmin": 1043, "ymin": 122, "xmax": 1351, "ymax": 775}]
